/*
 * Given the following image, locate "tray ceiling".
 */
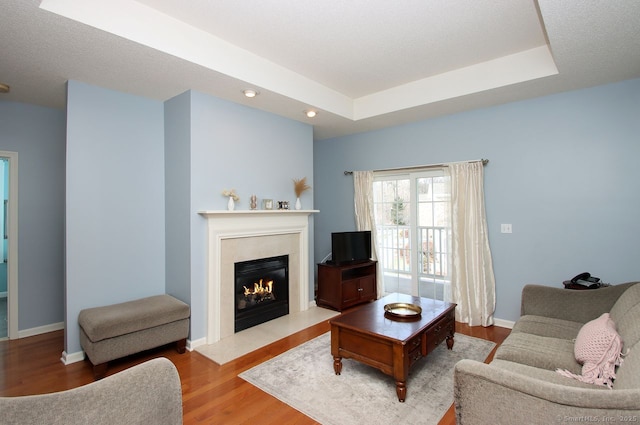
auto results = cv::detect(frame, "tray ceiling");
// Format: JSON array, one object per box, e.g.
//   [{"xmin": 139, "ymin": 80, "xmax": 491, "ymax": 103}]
[{"xmin": 1, "ymin": 0, "xmax": 639, "ymax": 139}]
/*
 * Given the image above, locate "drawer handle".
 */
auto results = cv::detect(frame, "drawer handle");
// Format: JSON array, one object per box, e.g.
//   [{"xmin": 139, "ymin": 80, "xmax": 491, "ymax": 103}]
[
  {"xmin": 434, "ymin": 325, "xmax": 442, "ymax": 333},
  {"xmin": 357, "ymin": 288, "xmax": 363, "ymax": 292}
]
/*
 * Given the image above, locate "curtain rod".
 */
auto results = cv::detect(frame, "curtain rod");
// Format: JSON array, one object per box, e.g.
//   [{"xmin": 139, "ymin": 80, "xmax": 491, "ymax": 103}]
[{"xmin": 343, "ymin": 158, "xmax": 489, "ymax": 175}]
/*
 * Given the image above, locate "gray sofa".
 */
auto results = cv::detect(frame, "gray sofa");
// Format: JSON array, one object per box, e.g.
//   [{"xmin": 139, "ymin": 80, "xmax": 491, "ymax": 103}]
[
  {"xmin": 0, "ymin": 357, "xmax": 183, "ymax": 425},
  {"xmin": 454, "ymin": 281, "xmax": 640, "ymax": 425}
]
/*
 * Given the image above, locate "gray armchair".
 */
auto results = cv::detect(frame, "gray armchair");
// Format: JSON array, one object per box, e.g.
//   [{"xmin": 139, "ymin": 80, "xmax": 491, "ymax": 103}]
[{"xmin": 0, "ymin": 357, "xmax": 183, "ymax": 425}]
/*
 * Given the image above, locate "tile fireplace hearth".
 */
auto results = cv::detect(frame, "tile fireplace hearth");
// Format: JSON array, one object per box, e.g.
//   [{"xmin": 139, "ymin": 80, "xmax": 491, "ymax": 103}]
[{"xmin": 195, "ymin": 306, "xmax": 339, "ymax": 365}]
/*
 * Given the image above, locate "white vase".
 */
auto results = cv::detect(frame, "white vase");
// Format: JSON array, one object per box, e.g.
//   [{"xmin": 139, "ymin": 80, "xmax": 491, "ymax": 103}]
[
  {"xmin": 295, "ymin": 197, "xmax": 302, "ymax": 210},
  {"xmin": 227, "ymin": 197, "xmax": 235, "ymax": 211}
]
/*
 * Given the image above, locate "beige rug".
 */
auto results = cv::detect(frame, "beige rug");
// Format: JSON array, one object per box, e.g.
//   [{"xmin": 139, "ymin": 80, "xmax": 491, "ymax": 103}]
[{"xmin": 240, "ymin": 332, "xmax": 495, "ymax": 425}]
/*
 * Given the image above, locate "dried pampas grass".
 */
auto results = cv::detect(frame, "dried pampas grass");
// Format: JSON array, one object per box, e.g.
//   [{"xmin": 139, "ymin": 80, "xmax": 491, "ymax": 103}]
[{"xmin": 293, "ymin": 177, "xmax": 311, "ymax": 197}]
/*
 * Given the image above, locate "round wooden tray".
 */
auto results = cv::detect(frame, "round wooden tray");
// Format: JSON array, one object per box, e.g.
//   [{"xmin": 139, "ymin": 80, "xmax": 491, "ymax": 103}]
[{"xmin": 384, "ymin": 302, "xmax": 422, "ymax": 320}]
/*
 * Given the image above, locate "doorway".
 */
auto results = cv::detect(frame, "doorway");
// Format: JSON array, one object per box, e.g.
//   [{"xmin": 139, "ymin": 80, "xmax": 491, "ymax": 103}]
[{"xmin": 0, "ymin": 151, "xmax": 18, "ymax": 340}]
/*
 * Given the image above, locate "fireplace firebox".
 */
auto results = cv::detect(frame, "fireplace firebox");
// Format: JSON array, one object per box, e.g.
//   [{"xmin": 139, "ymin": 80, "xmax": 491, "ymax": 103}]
[{"xmin": 234, "ymin": 255, "xmax": 289, "ymax": 333}]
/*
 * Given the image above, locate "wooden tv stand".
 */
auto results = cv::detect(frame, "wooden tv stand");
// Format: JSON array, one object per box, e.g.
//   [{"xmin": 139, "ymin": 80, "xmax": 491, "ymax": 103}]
[{"xmin": 316, "ymin": 260, "xmax": 377, "ymax": 311}]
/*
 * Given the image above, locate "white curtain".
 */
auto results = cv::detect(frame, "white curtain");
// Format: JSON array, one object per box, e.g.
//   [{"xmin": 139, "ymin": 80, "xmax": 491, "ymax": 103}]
[
  {"xmin": 353, "ymin": 171, "xmax": 383, "ymax": 299},
  {"xmin": 446, "ymin": 162, "xmax": 496, "ymax": 326}
]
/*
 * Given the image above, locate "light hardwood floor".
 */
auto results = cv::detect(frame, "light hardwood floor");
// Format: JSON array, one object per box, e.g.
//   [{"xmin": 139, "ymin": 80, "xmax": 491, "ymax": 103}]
[{"xmin": 0, "ymin": 318, "xmax": 510, "ymax": 425}]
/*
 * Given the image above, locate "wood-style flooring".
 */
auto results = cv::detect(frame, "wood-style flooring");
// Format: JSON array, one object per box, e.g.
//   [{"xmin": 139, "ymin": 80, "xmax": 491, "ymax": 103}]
[{"xmin": 0, "ymin": 319, "xmax": 510, "ymax": 425}]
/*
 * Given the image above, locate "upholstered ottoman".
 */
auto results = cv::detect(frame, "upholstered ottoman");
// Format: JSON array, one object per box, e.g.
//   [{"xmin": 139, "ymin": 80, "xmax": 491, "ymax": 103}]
[{"xmin": 78, "ymin": 294, "xmax": 190, "ymax": 379}]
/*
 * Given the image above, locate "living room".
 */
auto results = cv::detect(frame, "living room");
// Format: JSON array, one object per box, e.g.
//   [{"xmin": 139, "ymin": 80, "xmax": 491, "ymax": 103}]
[{"xmin": 1, "ymin": 1, "xmax": 639, "ymax": 424}]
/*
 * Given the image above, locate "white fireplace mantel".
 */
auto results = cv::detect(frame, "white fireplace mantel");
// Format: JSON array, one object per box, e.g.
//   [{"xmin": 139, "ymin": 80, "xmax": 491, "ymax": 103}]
[
  {"xmin": 198, "ymin": 210, "xmax": 319, "ymax": 216},
  {"xmin": 198, "ymin": 209, "xmax": 319, "ymax": 343}
]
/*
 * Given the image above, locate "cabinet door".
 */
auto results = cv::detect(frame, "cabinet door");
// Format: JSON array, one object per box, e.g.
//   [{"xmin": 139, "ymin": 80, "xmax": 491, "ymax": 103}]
[
  {"xmin": 359, "ymin": 275, "xmax": 376, "ymax": 300},
  {"xmin": 342, "ymin": 279, "xmax": 361, "ymax": 305}
]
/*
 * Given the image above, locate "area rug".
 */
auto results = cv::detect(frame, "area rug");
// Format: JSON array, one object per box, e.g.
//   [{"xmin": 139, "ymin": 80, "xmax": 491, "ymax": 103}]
[{"xmin": 239, "ymin": 332, "xmax": 495, "ymax": 425}]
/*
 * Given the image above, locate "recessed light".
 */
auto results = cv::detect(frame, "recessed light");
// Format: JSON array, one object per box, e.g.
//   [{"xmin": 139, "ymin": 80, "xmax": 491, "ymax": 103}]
[
  {"xmin": 305, "ymin": 110, "xmax": 317, "ymax": 118},
  {"xmin": 243, "ymin": 89, "xmax": 258, "ymax": 98},
  {"xmin": 0, "ymin": 83, "xmax": 9, "ymax": 94}
]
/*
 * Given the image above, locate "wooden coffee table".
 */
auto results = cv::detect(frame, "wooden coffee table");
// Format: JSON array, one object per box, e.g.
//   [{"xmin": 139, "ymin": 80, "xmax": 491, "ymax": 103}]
[{"xmin": 330, "ymin": 293, "xmax": 456, "ymax": 402}]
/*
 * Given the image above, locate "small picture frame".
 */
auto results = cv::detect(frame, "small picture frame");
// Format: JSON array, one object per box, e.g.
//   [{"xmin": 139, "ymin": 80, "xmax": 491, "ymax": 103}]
[
  {"xmin": 277, "ymin": 201, "xmax": 290, "ymax": 210},
  {"xmin": 262, "ymin": 199, "xmax": 273, "ymax": 210}
]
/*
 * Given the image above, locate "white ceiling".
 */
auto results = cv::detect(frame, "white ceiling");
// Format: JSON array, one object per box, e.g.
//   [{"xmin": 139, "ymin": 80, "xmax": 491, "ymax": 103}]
[{"xmin": 1, "ymin": 0, "xmax": 639, "ymax": 140}]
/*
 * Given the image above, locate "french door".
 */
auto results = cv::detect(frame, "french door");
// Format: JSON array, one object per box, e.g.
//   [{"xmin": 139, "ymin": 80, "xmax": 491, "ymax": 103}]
[{"xmin": 372, "ymin": 169, "xmax": 451, "ymax": 301}]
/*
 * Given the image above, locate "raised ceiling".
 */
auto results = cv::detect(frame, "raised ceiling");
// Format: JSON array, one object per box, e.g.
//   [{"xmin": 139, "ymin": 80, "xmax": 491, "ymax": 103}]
[{"xmin": 2, "ymin": 0, "xmax": 639, "ymax": 139}]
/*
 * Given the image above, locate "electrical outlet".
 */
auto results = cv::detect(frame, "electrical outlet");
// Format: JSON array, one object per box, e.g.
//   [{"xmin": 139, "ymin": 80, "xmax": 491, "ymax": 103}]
[{"xmin": 501, "ymin": 224, "xmax": 512, "ymax": 234}]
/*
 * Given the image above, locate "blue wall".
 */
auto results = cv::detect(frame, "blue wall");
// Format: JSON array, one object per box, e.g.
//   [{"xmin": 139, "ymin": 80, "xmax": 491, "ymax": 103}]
[
  {"xmin": 2, "ymin": 77, "xmax": 638, "ymax": 349},
  {"xmin": 0, "ymin": 100, "xmax": 66, "ymax": 330},
  {"xmin": 164, "ymin": 91, "xmax": 192, "ymax": 308},
  {"xmin": 314, "ymin": 78, "xmax": 640, "ymax": 323},
  {"xmin": 1, "ymin": 82, "xmax": 314, "ymax": 353},
  {"xmin": 65, "ymin": 81, "xmax": 166, "ymax": 354},
  {"xmin": 186, "ymin": 90, "xmax": 314, "ymax": 341}
]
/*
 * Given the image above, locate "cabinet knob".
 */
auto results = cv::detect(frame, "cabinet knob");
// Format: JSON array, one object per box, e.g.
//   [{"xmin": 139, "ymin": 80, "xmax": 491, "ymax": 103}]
[{"xmin": 358, "ymin": 288, "xmax": 363, "ymax": 292}]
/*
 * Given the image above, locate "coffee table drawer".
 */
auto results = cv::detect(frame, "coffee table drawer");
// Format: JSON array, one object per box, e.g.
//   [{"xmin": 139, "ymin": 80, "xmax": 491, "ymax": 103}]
[
  {"xmin": 422, "ymin": 311, "xmax": 455, "ymax": 356},
  {"xmin": 407, "ymin": 334, "xmax": 422, "ymax": 367}
]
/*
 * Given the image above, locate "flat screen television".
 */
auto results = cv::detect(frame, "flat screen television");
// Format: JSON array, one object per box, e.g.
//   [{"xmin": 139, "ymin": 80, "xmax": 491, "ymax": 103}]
[{"xmin": 331, "ymin": 231, "xmax": 372, "ymax": 265}]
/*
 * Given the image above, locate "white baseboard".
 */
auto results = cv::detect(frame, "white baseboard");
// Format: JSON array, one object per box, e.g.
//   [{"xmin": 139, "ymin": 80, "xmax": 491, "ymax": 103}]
[
  {"xmin": 61, "ymin": 350, "xmax": 85, "ymax": 365},
  {"xmin": 493, "ymin": 317, "xmax": 515, "ymax": 329},
  {"xmin": 188, "ymin": 337, "xmax": 206, "ymax": 351},
  {"xmin": 18, "ymin": 321, "xmax": 64, "ymax": 338}
]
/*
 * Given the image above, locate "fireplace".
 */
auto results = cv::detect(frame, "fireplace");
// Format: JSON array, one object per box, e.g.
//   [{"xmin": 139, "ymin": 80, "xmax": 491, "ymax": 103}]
[
  {"xmin": 235, "ymin": 255, "xmax": 289, "ymax": 332},
  {"xmin": 198, "ymin": 210, "xmax": 317, "ymax": 344}
]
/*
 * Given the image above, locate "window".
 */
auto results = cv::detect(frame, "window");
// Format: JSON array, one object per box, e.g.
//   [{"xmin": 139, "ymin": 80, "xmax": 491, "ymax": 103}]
[{"xmin": 373, "ymin": 169, "xmax": 451, "ymax": 300}]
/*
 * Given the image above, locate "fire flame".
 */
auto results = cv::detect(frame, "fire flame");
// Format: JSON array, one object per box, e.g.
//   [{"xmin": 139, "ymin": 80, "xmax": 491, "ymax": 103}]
[{"xmin": 243, "ymin": 279, "xmax": 274, "ymax": 296}]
